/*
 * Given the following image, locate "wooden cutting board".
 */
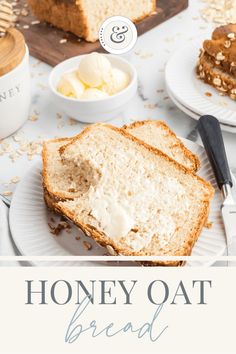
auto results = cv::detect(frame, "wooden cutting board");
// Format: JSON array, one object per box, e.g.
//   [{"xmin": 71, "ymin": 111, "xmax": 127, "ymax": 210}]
[{"xmin": 15, "ymin": 0, "xmax": 188, "ymax": 66}]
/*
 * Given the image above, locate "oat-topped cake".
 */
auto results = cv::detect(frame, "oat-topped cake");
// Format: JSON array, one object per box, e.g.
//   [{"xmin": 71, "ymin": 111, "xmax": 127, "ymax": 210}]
[
  {"xmin": 27, "ymin": 0, "xmax": 156, "ymax": 42},
  {"xmin": 197, "ymin": 23, "xmax": 236, "ymax": 100}
]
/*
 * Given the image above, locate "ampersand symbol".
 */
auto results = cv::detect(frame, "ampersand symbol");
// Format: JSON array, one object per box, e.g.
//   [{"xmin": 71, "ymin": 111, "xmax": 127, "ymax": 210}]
[{"xmin": 110, "ymin": 25, "xmax": 129, "ymax": 43}]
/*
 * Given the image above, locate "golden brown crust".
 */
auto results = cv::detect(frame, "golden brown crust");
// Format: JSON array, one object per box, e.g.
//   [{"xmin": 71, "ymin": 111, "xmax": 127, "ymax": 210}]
[
  {"xmin": 42, "ymin": 136, "xmax": 74, "ymax": 202},
  {"xmin": 123, "ymin": 120, "xmax": 201, "ymax": 172}
]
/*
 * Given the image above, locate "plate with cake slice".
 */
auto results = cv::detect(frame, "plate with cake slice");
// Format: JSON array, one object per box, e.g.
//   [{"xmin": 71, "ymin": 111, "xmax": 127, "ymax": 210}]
[
  {"xmin": 9, "ymin": 120, "xmax": 229, "ymax": 267},
  {"xmin": 165, "ymin": 24, "xmax": 236, "ymax": 131}
]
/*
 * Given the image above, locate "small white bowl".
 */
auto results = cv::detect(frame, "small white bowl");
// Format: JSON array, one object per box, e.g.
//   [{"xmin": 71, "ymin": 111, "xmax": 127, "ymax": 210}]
[{"xmin": 49, "ymin": 54, "xmax": 138, "ymax": 123}]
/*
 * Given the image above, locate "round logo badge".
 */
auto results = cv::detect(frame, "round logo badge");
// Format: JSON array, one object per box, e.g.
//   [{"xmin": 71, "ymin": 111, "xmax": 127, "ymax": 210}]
[{"xmin": 99, "ymin": 16, "xmax": 137, "ymax": 54}]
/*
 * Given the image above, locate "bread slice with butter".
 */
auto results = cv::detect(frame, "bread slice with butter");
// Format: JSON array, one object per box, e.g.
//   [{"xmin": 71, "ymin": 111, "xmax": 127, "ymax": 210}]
[
  {"xmin": 124, "ymin": 120, "xmax": 200, "ymax": 172},
  {"xmin": 42, "ymin": 124, "xmax": 213, "ymax": 264}
]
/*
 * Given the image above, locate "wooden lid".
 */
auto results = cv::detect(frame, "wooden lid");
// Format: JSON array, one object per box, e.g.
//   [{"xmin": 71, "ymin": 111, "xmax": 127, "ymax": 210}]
[{"xmin": 0, "ymin": 28, "xmax": 25, "ymax": 77}]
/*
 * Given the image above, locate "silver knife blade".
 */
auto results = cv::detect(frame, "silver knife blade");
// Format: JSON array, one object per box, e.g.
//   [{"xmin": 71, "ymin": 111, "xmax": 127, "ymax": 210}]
[{"xmin": 221, "ymin": 184, "xmax": 236, "ymax": 256}]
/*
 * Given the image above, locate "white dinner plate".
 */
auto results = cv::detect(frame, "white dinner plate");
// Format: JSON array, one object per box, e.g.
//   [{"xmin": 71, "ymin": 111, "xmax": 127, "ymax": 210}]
[
  {"xmin": 9, "ymin": 139, "xmax": 232, "ymax": 267},
  {"xmin": 165, "ymin": 38, "xmax": 236, "ymax": 128},
  {"xmin": 166, "ymin": 82, "xmax": 236, "ymax": 134}
]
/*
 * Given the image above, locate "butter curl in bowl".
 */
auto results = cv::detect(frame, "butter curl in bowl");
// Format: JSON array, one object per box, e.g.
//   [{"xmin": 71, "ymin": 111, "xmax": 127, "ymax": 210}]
[
  {"xmin": 57, "ymin": 52, "xmax": 131, "ymax": 100},
  {"xmin": 49, "ymin": 52, "xmax": 137, "ymax": 123}
]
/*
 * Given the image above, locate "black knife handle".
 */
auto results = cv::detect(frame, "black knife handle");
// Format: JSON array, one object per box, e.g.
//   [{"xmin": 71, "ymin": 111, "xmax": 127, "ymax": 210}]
[{"xmin": 198, "ymin": 115, "xmax": 232, "ymax": 189}]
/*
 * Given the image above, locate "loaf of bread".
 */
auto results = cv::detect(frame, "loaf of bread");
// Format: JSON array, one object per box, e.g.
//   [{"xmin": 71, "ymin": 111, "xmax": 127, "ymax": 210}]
[
  {"xmin": 42, "ymin": 123, "xmax": 214, "ymax": 265},
  {"xmin": 27, "ymin": 0, "xmax": 156, "ymax": 42},
  {"xmin": 197, "ymin": 24, "xmax": 236, "ymax": 99}
]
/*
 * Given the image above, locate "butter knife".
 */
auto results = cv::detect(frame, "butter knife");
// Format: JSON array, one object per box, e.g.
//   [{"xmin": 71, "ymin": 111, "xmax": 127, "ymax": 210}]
[{"xmin": 198, "ymin": 115, "xmax": 236, "ymax": 257}]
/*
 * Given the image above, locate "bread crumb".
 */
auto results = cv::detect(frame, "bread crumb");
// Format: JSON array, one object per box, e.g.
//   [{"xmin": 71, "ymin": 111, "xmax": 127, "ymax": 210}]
[
  {"xmin": 60, "ymin": 39, "xmax": 67, "ymax": 44},
  {"xmin": 83, "ymin": 241, "xmax": 92, "ymax": 250},
  {"xmin": 205, "ymin": 91, "xmax": 212, "ymax": 97},
  {"xmin": 205, "ymin": 220, "xmax": 213, "ymax": 229},
  {"xmin": 68, "ymin": 118, "xmax": 78, "ymax": 126},
  {"xmin": 75, "ymin": 235, "xmax": 81, "ymax": 241},
  {"xmin": 23, "ymin": 25, "xmax": 29, "ymax": 29},
  {"xmin": 29, "ymin": 114, "xmax": 39, "ymax": 122},
  {"xmin": 49, "ymin": 220, "xmax": 71, "ymax": 235}
]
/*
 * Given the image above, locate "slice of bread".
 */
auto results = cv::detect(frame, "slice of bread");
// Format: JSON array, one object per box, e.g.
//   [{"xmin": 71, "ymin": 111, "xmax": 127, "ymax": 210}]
[
  {"xmin": 27, "ymin": 0, "xmax": 156, "ymax": 42},
  {"xmin": 197, "ymin": 24, "xmax": 236, "ymax": 100},
  {"xmin": 42, "ymin": 120, "xmax": 200, "ymax": 202},
  {"xmin": 42, "ymin": 137, "xmax": 77, "ymax": 202},
  {"xmin": 197, "ymin": 49, "xmax": 236, "ymax": 100},
  {"xmin": 50, "ymin": 124, "xmax": 213, "ymax": 263},
  {"xmin": 124, "ymin": 120, "xmax": 200, "ymax": 172}
]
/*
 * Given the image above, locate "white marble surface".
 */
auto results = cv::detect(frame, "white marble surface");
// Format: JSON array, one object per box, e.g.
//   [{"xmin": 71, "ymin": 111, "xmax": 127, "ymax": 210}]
[{"xmin": 1, "ymin": 0, "xmax": 236, "ymax": 198}]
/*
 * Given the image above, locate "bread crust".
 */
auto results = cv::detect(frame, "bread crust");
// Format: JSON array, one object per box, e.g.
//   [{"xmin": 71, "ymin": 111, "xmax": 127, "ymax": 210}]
[
  {"xmin": 123, "ymin": 120, "xmax": 201, "ymax": 172},
  {"xmin": 42, "ymin": 137, "xmax": 75, "ymax": 202},
  {"xmin": 27, "ymin": 0, "xmax": 156, "ymax": 42}
]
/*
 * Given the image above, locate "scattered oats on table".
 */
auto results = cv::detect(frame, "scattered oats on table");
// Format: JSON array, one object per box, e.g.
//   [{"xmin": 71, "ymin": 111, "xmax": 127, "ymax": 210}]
[
  {"xmin": 134, "ymin": 50, "xmax": 153, "ymax": 59},
  {"xmin": 31, "ymin": 20, "xmax": 40, "ymax": 25},
  {"xmin": 3, "ymin": 191, "xmax": 12, "ymax": 196},
  {"xmin": 200, "ymin": 0, "xmax": 236, "ymax": 24},
  {"xmin": 144, "ymin": 103, "xmax": 158, "ymax": 109},
  {"xmin": 10, "ymin": 176, "xmax": 20, "ymax": 184},
  {"xmin": 32, "ymin": 60, "xmax": 42, "ymax": 68}
]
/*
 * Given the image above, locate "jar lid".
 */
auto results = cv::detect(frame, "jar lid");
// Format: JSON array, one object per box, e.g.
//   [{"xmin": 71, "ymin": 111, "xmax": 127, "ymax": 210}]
[{"xmin": 0, "ymin": 28, "xmax": 25, "ymax": 77}]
